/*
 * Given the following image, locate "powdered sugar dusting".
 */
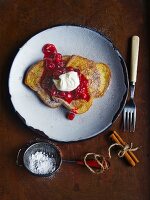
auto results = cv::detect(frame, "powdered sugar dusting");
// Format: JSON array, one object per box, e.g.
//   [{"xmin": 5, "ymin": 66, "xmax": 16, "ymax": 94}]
[{"xmin": 28, "ymin": 151, "xmax": 56, "ymax": 175}]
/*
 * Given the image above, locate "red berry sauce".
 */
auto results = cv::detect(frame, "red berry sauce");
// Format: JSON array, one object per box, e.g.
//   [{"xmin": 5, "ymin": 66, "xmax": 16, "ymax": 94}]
[{"xmin": 40, "ymin": 44, "xmax": 90, "ymax": 119}]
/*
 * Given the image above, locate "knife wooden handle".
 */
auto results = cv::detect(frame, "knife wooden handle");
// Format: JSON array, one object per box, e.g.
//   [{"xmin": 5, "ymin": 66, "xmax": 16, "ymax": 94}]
[{"xmin": 130, "ymin": 36, "xmax": 140, "ymax": 84}]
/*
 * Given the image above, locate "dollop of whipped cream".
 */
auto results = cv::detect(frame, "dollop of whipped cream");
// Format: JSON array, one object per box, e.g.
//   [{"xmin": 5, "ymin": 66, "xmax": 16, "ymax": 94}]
[{"xmin": 53, "ymin": 71, "xmax": 80, "ymax": 92}]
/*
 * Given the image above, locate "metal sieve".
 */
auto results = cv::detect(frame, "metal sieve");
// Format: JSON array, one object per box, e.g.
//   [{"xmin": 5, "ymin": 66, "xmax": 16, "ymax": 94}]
[{"xmin": 17, "ymin": 142, "xmax": 62, "ymax": 177}]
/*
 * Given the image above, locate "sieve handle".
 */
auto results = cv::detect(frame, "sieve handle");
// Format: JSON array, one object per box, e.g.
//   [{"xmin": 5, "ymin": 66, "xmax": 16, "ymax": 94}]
[{"xmin": 16, "ymin": 148, "xmax": 23, "ymax": 167}]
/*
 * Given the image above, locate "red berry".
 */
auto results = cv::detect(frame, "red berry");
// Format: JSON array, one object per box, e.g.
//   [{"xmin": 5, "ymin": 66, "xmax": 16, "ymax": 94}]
[
  {"xmin": 42, "ymin": 44, "xmax": 57, "ymax": 55},
  {"xmin": 54, "ymin": 53, "xmax": 62, "ymax": 63},
  {"xmin": 66, "ymin": 93, "xmax": 72, "ymax": 99},
  {"xmin": 47, "ymin": 63, "xmax": 55, "ymax": 70},
  {"xmin": 59, "ymin": 91, "xmax": 66, "ymax": 97},
  {"xmin": 81, "ymin": 93, "xmax": 87, "ymax": 99},
  {"xmin": 80, "ymin": 87, "xmax": 86, "ymax": 93},
  {"xmin": 67, "ymin": 112, "xmax": 75, "ymax": 120},
  {"xmin": 57, "ymin": 61, "xmax": 64, "ymax": 68},
  {"xmin": 65, "ymin": 92, "xmax": 72, "ymax": 103},
  {"xmin": 44, "ymin": 58, "xmax": 53, "ymax": 65}
]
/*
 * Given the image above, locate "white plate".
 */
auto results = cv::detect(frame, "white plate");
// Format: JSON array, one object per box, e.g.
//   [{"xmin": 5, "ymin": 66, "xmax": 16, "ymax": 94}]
[{"xmin": 9, "ymin": 25, "xmax": 128, "ymax": 142}]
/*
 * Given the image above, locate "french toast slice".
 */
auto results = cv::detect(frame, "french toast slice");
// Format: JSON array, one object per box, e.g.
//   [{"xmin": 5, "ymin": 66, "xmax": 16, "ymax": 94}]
[
  {"xmin": 24, "ymin": 56, "xmax": 70, "ymax": 108},
  {"xmin": 66, "ymin": 55, "xmax": 111, "ymax": 98}
]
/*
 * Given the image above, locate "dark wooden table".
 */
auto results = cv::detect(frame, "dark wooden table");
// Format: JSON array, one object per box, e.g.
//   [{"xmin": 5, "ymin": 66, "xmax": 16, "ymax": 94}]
[{"xmin": 0, "ymin": 1, "xmax": 150, "ymax": 200}]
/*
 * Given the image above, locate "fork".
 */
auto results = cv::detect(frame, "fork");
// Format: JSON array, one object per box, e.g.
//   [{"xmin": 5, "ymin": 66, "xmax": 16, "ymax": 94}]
[{"xmin": 123, "ymin": 36, "xmax": 140, "ymax": 132}]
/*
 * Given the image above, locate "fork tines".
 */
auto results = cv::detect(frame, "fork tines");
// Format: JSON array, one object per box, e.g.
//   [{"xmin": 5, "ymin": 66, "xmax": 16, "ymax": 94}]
[{"xmin": 123, "ymin": 106, "xmax": 136, "ymax": 132}]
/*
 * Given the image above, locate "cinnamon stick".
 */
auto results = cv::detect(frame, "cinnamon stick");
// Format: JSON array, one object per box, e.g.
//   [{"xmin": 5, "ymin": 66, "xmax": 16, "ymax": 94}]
[
  {"xmin": 113, "ymin": 131, "xmax": 139, "ymax": 164},
  {"xmin": 110, "ymin": 133, "xmax": 136, "ymax": 167}
]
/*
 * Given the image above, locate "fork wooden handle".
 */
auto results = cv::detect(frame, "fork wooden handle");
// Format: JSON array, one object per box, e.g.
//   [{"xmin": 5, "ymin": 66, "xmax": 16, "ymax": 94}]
[{"xmin": 130, "ymin": 36, "xmax": 140, "ymax": 84}]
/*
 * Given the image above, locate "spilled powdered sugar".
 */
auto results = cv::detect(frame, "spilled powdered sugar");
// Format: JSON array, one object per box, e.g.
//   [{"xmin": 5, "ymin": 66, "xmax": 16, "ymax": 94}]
[{"xmin": 28, "ymin": 151, "xmax": 56, "ymax": 175}]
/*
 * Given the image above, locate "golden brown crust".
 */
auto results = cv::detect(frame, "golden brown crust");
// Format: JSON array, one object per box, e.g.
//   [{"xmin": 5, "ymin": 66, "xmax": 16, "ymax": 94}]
[
  {"xmin": 24, "ymin": 60, "xmax": 61, "ymax": 108},
  {"xmin": 95, "ymin": 63, "xmax": 111, "ymax": 98}
]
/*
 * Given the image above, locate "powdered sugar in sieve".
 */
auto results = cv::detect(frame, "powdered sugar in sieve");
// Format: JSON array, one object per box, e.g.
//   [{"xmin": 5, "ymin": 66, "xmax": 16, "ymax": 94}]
[{"xmin": 23, "ymin": 142, "xmax": 62, "ymax": 176}]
